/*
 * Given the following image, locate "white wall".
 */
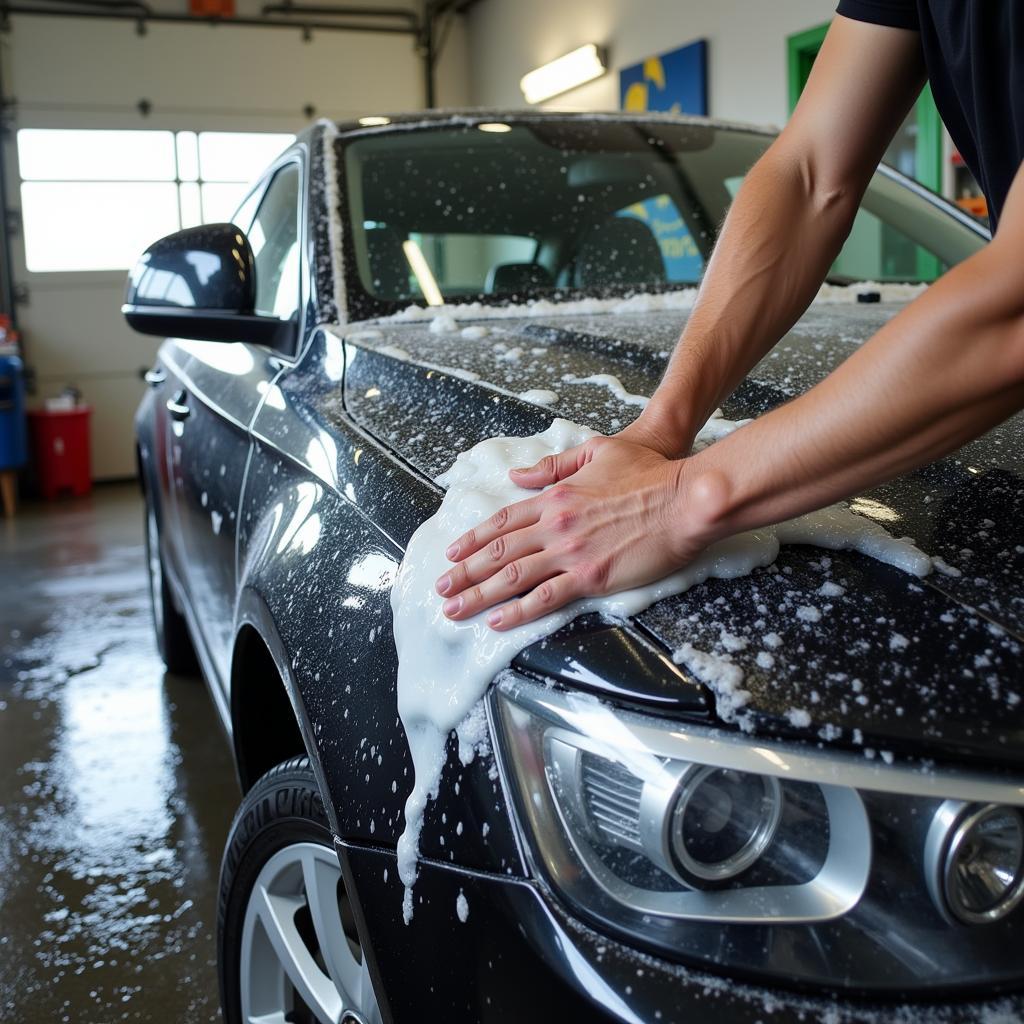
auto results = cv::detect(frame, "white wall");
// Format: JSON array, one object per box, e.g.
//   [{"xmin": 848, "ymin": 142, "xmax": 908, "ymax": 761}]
[
  {"xmin": 465, "ymin": 0, "xmax": 835, "ymax": 127},
  {"xmin": 3, "ymin": 4, "xmax": 469, "ymax": 479}
]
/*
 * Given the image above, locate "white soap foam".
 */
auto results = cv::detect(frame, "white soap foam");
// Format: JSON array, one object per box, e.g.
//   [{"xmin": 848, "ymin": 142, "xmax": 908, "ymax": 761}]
[
  {"xmin": 561, "ymin": 372, "xmax": 649, "ymax": 407},
  {"xmin": 391, "ymin": 417, "xmax": 932, "ymax": 919},
  {"xmin": 518, "ymin": 389, "xmax": 559, "ymax": 406},
  {"xmin": 429, "ymin": 313, "xmax": 458, "ymax": 335},
  {"xmin": 377, "ymin": 345, "xmax": 411, "ymax": 361},
  {"xmin": 444, "ymin": 367, "xmax": 481, "ymax": 382},
  {"xmin": 671, "ymin": 642, "xmax": 751, "ymax": 723},
  {"xmin": 379, "ymin": 280, "xmax": 927, "ymax": 328}
]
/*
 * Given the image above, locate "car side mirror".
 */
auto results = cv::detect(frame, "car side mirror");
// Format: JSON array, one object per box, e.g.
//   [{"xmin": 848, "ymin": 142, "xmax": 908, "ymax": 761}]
[{"xmin": 122, "ymin": 222, "xmax": 296, "ymax": 350}]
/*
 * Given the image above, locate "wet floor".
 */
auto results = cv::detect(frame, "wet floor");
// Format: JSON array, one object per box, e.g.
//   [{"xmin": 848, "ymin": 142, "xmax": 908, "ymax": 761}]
[{"xmin": 0, "ymin": 484, "xmax": 239, "ymax": 1023}]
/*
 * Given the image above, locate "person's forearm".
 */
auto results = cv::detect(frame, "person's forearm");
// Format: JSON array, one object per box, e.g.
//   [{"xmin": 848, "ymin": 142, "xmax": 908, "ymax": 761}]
[
  {"xmin": 640, "ymin": 138, "xmax": 864, "ymax": 451},
  {"xmin": 677, "ymin": 239, "xmax": 1024, "ymax": 545}
]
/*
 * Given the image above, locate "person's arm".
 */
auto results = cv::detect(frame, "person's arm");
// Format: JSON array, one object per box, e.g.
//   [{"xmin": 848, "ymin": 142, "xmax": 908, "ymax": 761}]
[
  {"xmin": 627, "ymin": 14, "xmax": 928, "ymax": 455},
  {"xmin": 433, "ymin": 17, "xmax": 951, "ymax": 629},
  {"xmin": 672, "ymin": 163, "xmax": 1024, "ymax": 547},
  {"xmin": 439, "ymin": 194, "xmax": 1024, "ymax": 627}
]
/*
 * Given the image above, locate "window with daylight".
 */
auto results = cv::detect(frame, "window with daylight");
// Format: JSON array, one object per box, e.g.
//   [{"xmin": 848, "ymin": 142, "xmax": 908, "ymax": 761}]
[{"xmin": 17, "ymin": 129, "xmax": 294, "ymax": 273}]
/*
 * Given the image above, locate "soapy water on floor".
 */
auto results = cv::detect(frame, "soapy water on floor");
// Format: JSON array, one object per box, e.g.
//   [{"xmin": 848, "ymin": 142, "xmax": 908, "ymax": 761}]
[{"xmin": 391, "ymin": 414, "xmax": 933, "ymax": 920}]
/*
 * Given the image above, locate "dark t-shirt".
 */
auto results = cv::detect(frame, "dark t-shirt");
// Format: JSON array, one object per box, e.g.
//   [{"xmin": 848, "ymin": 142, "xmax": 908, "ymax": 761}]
[{"xmin": 836, "ymin": 0, "xmax": 1023, "ymax": 228}]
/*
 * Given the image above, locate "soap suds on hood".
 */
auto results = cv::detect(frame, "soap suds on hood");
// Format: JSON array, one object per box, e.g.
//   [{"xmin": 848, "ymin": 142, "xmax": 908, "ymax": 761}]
[
  {"xmin": 518, "ymin": 388, "xmax": 559, "ymax": 406},
  {"xmin": 561, "ymin": 372, "xmax": 649, "ymax": 407},
  {"xmin": 391, "ymin": 417, "xmax": 931, "ymax": 919}
]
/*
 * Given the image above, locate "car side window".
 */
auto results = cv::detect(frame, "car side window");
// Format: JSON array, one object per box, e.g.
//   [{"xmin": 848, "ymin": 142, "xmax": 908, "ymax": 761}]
[
  {"xmin": 230, "ymin": 184, "xmax": 265, "ymax": 237},
  {"xmin": 248, "ymin": 162, "xmax": 301, "ymax": 325}
]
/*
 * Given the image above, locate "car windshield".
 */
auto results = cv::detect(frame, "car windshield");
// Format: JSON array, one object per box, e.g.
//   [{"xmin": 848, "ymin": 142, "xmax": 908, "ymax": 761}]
[{"xmin": 341, "ymin": 119, "xmax": 985, "ymax": 313}]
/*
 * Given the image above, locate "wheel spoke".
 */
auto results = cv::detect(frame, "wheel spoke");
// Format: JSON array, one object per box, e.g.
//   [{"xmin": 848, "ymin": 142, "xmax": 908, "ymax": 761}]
[
  {"xmin": 254, "ymin": 884, "xmax": 342, "ymax": 1024},
  {"xmin": 300, "ymin": 848, "xmax": 363, "ymax": 1009},
  {"xmin": 239, "ymin": 841, "xmax": 382, "ymax": 1024}
]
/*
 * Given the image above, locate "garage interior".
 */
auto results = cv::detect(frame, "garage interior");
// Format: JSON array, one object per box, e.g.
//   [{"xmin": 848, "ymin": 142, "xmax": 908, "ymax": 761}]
[{"xmin": 0, "ymin": 2, "xmax": 1004, "ymax": 1022}]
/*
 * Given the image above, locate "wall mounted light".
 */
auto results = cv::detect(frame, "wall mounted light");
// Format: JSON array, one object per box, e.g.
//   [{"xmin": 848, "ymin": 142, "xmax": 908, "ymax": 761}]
[{"xmin": 520, "ymin": 44, "xmax": 607, "ymax": 105}]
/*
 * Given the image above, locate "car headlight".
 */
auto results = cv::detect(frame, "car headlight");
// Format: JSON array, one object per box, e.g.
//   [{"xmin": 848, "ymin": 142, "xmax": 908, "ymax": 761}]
[
  {"xmin": 926, "ymin": 800, "xmax": 1024, "ymax": 925},
  {"xmin": 666, "ymin": 765, "xmax": 782, "ymax": 884},
  {"xmin": 491, "ymin": 674, "xmax": 1024, "ymax": 993}
]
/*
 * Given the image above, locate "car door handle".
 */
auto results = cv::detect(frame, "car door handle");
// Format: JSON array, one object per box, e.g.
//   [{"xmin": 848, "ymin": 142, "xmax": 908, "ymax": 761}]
[
  {"xmin": 166, "ymin": 390, "xmax": 191, "ymax": 421},
  {"xmin": 144, "ymin": 367, "xmax": 166, "ymax": 388}
]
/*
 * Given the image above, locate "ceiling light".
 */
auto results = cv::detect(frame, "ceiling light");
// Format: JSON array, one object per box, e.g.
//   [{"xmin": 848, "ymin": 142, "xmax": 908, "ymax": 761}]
[
  {"xmin": 358, "ymin": 116, "xmax": 391, "ymax": 127},
  {"xmin": 477, "ymin": 122, "xmax": 512, "ymax": 133},
  {"xmin": 520, "ymin": 44, "xmax": 607, "ymax": 105}
]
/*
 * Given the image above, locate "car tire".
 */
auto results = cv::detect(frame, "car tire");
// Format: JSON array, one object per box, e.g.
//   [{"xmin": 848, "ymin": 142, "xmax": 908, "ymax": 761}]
[
  {"xmin": 144, "ymin": 497, "xmax": 198, "ymax": 675},
  {"xmin": 218, "ymin": 756, "xmax": 383, "ymax": 1024}
]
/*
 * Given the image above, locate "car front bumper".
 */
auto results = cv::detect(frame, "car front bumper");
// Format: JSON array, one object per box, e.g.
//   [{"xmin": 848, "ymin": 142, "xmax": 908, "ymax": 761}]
[{"xmin": 337, "ymin": 841, "xmax": 1024, "ymax": 1024}]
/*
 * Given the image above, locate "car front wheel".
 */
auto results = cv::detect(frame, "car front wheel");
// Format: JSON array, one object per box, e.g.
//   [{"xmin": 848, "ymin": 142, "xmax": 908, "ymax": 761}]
[{"xmin": 218, "ymin": 756, "xmax": 383, "ymax": 1024}]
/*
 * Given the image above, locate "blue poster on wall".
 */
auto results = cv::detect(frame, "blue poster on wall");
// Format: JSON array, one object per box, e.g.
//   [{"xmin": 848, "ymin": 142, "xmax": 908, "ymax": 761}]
[
  {"xmin": 619, "ymin": 39, "xmax": 707, "ymax": 115},
  {"xmin": 619, "ymin": 39, "xmax": 708, "ymax": 282}
]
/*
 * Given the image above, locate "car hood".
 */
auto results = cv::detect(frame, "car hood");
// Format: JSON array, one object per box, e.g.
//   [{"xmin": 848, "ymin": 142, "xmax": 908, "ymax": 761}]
[{"xmin": 339, "ymin": 300, "xmax": 1024, "ymax": 767}]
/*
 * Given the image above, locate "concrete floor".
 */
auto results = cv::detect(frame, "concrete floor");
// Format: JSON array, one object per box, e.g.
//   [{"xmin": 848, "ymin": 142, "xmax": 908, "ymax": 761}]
[{"xmin": 0, "ymin": 484, "xmax": 239, "ymax": 1023}]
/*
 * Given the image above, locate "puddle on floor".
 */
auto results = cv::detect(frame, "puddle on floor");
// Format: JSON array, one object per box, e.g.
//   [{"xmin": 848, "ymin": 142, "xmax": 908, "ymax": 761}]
[{"xmin": 0, "ymin": 486, "xmax": 238, "ymax": 1022}]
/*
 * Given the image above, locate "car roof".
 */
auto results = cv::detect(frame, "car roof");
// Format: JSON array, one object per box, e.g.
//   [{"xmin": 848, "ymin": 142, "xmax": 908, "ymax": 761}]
[{"xmin": 320, "ymin": 108, "xmax": 779, "ymax": 139}]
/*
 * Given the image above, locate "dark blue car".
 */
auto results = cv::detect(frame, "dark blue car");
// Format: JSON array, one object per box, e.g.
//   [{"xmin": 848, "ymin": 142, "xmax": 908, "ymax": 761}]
[{"xmin": 126, "ymin": 112, "xmax": 1023, "ymax": 1024}]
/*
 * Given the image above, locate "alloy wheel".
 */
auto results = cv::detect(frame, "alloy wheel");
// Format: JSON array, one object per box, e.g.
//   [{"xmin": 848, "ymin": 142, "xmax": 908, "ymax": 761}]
[{"xmin": 239, "ymin": 841, "xmax": 382, "ymax": 1024}]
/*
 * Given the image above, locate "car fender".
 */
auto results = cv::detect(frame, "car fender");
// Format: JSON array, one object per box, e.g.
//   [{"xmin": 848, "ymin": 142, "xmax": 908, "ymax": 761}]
[
  {"xmin": 235, "ymin": 328, "xmax": 524, "ymax": 875},
  {"xmin": 231, "ymin": 586, "xmax": 339, "ymax": 829}
]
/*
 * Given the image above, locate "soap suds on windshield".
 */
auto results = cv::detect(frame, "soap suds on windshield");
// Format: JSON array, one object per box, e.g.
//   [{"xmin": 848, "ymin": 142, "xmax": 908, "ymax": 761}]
[
  {"xmin": 381, "ymin": 280, "xmax": 927, "ymax": 328},
  {"xmin": 391, "ymin": 416, "xmax": 931, "ymax": 919}
]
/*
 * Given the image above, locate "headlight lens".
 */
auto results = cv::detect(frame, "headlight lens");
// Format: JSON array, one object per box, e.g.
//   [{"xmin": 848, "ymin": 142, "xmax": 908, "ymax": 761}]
[
  {"xmin": 669, "ymin": 766, "xmax": 782, "ymax": 884},
  {"xmin": 928, "ymin": 801, "xmax": 1024, "ymax": 924},
  {"xmin": 491, "ymin": 675, "xmax": 1024, "ymax": 993}
]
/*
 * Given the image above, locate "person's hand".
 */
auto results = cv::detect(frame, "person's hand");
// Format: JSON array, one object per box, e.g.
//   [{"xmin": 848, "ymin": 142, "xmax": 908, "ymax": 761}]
[
  {"xmin": 434, "ymin": 434, "xmax": 712, "ymax": 630},
  {"xmin": 614, "ymin": 411, "xmax": 689, "ymax": 458}
]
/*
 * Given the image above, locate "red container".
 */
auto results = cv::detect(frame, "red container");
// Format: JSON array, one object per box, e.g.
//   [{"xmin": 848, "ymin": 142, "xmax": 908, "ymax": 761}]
[{"xmin": 28, "ymin": 407, "xmax": 92, "ymax": 500}]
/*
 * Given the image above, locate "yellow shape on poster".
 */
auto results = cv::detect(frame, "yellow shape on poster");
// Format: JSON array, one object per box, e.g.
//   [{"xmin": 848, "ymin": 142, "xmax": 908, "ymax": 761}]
[
  {"xmin": 624, "ymin": 81, "xmax": 648, "ymax": 111},
  {"xmin": 624, "ymin": 56, "xmax": 668, "ymax": 112},
  {"xmin": 643, "ymin": 57, "xmax": 666, "ymax": 91}
]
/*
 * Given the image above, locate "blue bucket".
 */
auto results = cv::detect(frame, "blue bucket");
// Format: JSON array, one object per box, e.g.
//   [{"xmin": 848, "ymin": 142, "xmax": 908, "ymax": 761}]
[{"xmin": 0, "ymin": 352, "xmax": 28, "ymax": 471}]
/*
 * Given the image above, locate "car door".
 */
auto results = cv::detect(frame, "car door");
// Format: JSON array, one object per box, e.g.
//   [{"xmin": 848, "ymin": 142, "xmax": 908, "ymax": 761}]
[{"xmin": 166, "ymin": 156, "xmax": 304, "ymax": 695}]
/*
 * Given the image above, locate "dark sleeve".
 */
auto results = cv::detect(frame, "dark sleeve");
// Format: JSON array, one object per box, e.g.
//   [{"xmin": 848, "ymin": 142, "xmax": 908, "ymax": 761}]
[{"xmin": 835, "ymin": 0, "xmax": 919, "ymax": 30}]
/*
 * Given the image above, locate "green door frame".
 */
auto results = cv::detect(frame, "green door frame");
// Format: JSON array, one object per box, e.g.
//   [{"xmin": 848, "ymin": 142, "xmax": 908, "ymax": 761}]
[
  {"xmin": 787, "ymin": 20, "xmax": 943, "ymax": 279},
  {"xmin": 786, "ymin": 21, "xmax": 942, "ymax": 193}
]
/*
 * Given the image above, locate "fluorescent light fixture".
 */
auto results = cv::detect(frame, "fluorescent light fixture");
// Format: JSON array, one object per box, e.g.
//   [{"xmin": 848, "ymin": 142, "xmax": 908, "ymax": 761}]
[
  {"xmin": 520, "ymin": 44, "xmax": 606, "ymax": 104},
  {"xmin": 402, "ymin": 240, "xmax": 444, "ymax": 306},
  {"xmin": 358, "ymin": 115, "xmax": 391, "ymax": 127},
  {"xmin": 478, "ymin": 122, "xmax": 512, "ymax": 133}
]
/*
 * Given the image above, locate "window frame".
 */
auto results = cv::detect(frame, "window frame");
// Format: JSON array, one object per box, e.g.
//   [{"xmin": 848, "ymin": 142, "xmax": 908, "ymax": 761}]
[
  {"xmin": 14, "ymin": 127, "xmax": 294, "ymax": 280},
  {"xmin": 234, "ymin": 149, "xmax": 309, "ymax": 361}
]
